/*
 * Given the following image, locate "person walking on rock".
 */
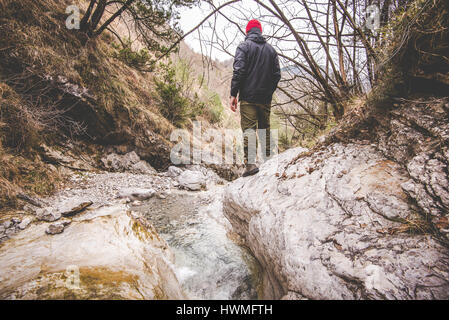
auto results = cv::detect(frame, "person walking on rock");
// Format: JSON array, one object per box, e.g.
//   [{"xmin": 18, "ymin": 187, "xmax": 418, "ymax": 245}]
[{"xmin": 230, "ymin": 19, "xmax": 281, "ymax": 177}]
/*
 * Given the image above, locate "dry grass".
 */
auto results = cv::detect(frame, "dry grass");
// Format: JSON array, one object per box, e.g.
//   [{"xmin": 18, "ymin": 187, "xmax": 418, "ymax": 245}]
[
  {"xmin": 0, "ymin": 151, "xmax": 64, "ymax": 210},
  {"xmin": 0, "ymin": 0, "xmax": 179, "ymax": 210}
]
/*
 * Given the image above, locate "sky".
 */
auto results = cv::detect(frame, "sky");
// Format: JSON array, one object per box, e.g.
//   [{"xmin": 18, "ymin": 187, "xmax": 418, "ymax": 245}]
[
  {"xmin": 176, "ymin": 0, "xmax": 370, "ymax": 80},
  {"xmin": 178, "ymin": 1, "xmax": 245, "ymax": 62},
  {"xmin": 177, "ymin": 0, "xmax": 334, "ymax": 64}
]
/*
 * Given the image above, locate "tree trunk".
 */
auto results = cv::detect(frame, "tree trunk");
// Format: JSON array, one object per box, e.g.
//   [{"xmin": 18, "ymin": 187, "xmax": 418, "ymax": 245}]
[{"xmin": 80, "ymin": 0, "xmax": 97, "ymax": 32}]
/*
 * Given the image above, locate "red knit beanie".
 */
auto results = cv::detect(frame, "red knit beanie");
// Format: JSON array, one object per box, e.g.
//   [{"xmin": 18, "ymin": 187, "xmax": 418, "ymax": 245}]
[{"xmin": 246, "ymin": 19, "xmax": 262, "ymax": 34}]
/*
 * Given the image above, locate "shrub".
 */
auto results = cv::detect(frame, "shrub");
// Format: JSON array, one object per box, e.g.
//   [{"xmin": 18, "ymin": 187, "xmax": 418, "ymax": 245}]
[
  {"xmin": 154, "ymin": 61, "xmax": 226, "ymax": 127},
  {"xmin": 112, "ymin": 39, "xmax": 152, "ymax": 70},
  {"xmin": 279, "ymin": 133, "xmax": 290, "ymax": 151},
  {"xmin": 204, "ymin": 91, "xmax": 224, "ymax": 124},
  {"xmin": 154, "ymin": 63, "xmax": 191, "ymax": 127}
]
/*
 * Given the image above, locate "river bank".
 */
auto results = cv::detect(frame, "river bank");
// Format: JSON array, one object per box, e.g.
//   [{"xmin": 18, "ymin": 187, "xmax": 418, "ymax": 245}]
[{"xmin": 0, "ymin": 167, "xmax": 261, "ymax": 299}]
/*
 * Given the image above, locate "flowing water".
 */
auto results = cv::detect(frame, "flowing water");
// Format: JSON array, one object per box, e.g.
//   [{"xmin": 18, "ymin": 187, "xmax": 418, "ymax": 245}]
[{"xmin": 132, "ymin": 187, "xmax": 262, "ymax": 300}]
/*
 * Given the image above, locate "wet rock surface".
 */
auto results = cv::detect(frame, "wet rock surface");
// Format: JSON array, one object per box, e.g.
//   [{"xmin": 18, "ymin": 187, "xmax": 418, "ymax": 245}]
[
  {"xmin": 132, "ymin": 188, "xmax": 262, "ymax": 299},
  {"xmin": 0, "ymin": 166, "xmax": 259, "ymax": 300},
  {"xmin": 224, "ymin": 144, "xmax": 449, "ymax": 299},
  {"xmin": 0, "ymin": 204, "xmax": 184, "ymax": 299}
]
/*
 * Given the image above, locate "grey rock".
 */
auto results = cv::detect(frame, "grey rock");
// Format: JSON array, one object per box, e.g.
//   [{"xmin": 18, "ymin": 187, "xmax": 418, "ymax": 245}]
[
  {"xmin": 3, "ymin": 221, "xmax": 12, "ymax": 229},
  {"xmin": 36, "ymin": 209, "xmax": 61, "ymax": 222},
  {"xmin": 11, "ymin": 218, "xmax": 21, "ymax": 225},
  {"xmin": 101, "ymin": 153, "xmax": 129, "ymax": 171},
  {"xmin": 375, "ymin": 99, "xmax": 449, "ymax": 219},
  {"xmin": 177, "ymin": 170, "xmax": 206, "ymax": 191},
  {"xmin": 130, "ymin": 160, "xmax": 156, "ymax": 174},
  {"xmin": 101, "ymin": 151, "xmax": 155, "ymax": 174},
  {"xmin": 156, "ymin": 193, "xmax": 167, "ymax": 199},
  {"xmin": 60, "ymin": 219, "xmax": 72, "ymax": 227},
  {"xmin": 224, "ymin": 144, "xmax": 449, "ymax": 300},
  {"xmin": 40, "ymin": 144, "xmax": 94, "ymax": 171},
  {"xmin": 118, "ymin": 188, "xmax": 156, "ymax": 201},
  {"xmin": 55, "ymin": 75, "xmax": 93, "ymax": 98},
  {"xmin": 0, "ymin": 225, "xmax": 5, "ymax": 234},
  {"xmin": 17, "ymin": 218, "xmax": 33, "ymax": 230},
  {"xmin": 123, "ymin": 151, "xmax": 140, "ymax": 164},
  {"xmin": 60, "ymin": 201, "xmax": 93, "ymax": 217},
  {"xmin": 5, "ymin": 228, "xmax": 15, "ymax": 236},
  {"xmin": 185, "ymin": 164, "xmax": 225, "ymax": 186},
  {"xmin": 0, "ymin": 204, "xmax": 184, "ymax": 299},
  {"xmin": 167, "ymin": 166, "xmax": 183, "ymax": 178},
  {"xmin": 40, "ymin": 144, "xmax": 72, "ymax": 165},
  {"xmin": 45, "ymin": 223, "xmax": 65, "ymax": 235}
]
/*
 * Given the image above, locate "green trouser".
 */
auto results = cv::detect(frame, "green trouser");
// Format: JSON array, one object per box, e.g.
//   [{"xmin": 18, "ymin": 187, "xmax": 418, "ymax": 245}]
[{"xmin": 240, "ymin": 100, "xmax": 271, "ymax": 164}]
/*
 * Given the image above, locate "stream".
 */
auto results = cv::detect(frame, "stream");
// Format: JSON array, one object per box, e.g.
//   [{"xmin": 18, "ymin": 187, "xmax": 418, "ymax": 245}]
[
  {"xmin": 131, "ymin": 186, "xmax": 262, "ymax": 300},
  {"xmin": 0, "ymin": 171, "xmax": 262, "ymax": 299}
]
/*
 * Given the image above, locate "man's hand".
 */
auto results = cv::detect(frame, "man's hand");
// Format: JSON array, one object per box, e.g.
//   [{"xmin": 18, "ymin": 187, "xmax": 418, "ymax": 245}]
[{"xmin": 230, "ymin": 96, "xmax": 238, "ymax": 112}]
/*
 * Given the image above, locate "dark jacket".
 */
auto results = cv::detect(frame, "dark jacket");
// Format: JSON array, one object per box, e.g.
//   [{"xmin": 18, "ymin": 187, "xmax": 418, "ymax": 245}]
[{"xmin": 231, "ymin": 28, "xmax": 281, "ymax": 105}]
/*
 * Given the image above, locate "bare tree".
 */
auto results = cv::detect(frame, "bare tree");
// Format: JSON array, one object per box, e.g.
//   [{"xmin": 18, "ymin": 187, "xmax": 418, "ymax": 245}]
[{"xmin": 198, "ymin": 0, "xmax": 408, "ymax": 141}]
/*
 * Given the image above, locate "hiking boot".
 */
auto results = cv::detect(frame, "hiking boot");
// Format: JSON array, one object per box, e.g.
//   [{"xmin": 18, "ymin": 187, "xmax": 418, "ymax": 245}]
[{"xmin": 242, "ymin": 163, "xmax": 259, "ymax": 177}]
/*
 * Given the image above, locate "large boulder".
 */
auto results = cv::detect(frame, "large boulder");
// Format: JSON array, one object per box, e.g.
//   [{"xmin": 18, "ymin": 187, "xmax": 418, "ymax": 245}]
[
  {"xmin": 177, "ymin": 170, "xmax": 207, "ymax": 191},
  {"xmin": 223, "ymin": 143, "xmax": 449, "ymax": 300},
  {"xmin": 0, "ymin": 205, "xmax": 184, "ymax": 299},
  {"xmin": 101, "ymin": 151, "xmax": 156, "ymax": 174}
]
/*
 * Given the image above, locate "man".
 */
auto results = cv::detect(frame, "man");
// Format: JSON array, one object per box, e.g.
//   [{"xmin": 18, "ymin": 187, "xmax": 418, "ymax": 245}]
[{"xmin": 230, "ymin": 19, "xmax": 281, "ymax": 177}]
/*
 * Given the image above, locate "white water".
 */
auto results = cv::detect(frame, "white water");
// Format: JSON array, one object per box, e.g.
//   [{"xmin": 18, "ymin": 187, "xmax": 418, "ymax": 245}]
[{"xmin": 132, "ymin": 187, "xmax": 262, "ymax": 300}]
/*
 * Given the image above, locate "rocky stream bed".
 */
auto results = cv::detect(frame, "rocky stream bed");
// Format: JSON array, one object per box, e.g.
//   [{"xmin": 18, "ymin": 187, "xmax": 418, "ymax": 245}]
[
  {"xmin": 1, "ymin": 124, "xmax": 449, "ymax": 300},
  {"xmin": 0, "ymin": 165, "xmax": 261, "ymax": 299}
]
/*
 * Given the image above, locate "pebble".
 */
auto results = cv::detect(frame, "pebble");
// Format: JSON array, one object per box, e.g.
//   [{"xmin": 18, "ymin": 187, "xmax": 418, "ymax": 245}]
[
  {"xmin": 36, "ymin": 209, "xmax": 61, "ymax": 222},
  {"xmin": 60, "ymin": 219, "xmax": 72, "ymax": 227},
  {"xmin": 45, "ymin": 223, "xmax": 65, "ymax": 235},
  {"xmin": 3, "ymin": 221, "xmax": 12, "ymax": 229},
  {"xmin": 17, "ymin": 217, "xmax": 33, "ymax": 230},
  {"xmin": 118, "ymin": 188, "xmax": 156, "ymax": 201},
  {"xmin": 7, "ymin": 169, "xmax": 223, "ymax": 241}
]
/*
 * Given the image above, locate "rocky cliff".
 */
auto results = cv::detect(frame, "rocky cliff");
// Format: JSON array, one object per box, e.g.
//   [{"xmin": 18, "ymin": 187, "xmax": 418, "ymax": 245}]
[
  {"xmin": 223, "ymin": 97, "xmax": 449, "ymax": 299},
  {"xmin": 224, "ymin": 141, "xmax": 449, "ymax": 299}
]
